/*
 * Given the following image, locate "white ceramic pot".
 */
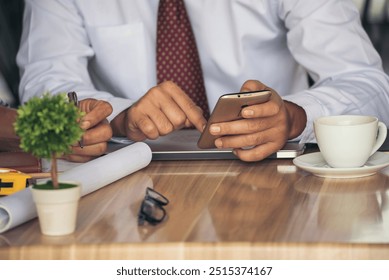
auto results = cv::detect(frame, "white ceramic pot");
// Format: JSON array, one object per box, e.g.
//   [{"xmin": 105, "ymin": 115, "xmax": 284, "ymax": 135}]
[{"xmin": 31, "ymin": 182, "xmax": 81, "ymax": 236}]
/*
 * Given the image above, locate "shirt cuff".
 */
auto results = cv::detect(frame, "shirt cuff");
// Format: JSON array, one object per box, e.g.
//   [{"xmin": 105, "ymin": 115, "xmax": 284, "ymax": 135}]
[
  {"xmin": 75, "ymin": 90, "xmax": 134, "ymax": 122},
  {"xmin": 104, "ymin": 96, "xmax": 134, "ymax": 122},
  {"xmin": 283, "ymin": 93, "xmax": 326, "ymax": 143}
]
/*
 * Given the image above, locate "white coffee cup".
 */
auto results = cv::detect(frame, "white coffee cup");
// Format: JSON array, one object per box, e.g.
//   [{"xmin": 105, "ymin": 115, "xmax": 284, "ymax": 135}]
[{"xmin": 314, "ymin": 115, "xmax": 387, "ymax": 168}]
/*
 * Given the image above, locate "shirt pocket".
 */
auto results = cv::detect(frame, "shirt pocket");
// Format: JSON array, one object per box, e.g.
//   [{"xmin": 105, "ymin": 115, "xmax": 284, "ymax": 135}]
[{"xmin": 86, "ymin": 23, "xmax": 152, "ymax": 99}]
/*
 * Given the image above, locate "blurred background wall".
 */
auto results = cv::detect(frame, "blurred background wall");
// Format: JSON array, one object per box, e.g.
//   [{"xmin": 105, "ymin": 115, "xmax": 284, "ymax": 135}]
[{"xmin": 0, "ymin": 0, "xmax": 24, "ymax": 107}]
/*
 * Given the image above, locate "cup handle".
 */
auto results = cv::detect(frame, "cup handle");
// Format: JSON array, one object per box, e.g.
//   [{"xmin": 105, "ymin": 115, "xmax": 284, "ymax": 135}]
[{"xmin": 370, "ymin": 121, "xmax": 387, "ymax": 156}]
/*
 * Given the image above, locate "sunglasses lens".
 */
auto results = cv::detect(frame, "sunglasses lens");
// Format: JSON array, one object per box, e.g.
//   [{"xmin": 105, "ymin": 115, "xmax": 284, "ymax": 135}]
[
  {"xmin": 138, "ymin": 199, "xmax": 166, "ymax": 225},
  {"xmin": 146, "ymin": 188, "xmax": 169, "ymax": 205},
  {"xmin": 138, "ymin": 188, "xmax": 169, "ymax": 226}
]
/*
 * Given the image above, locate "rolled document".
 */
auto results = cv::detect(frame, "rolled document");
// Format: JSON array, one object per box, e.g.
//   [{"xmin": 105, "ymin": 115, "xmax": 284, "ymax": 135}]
[{"xmin": 0, "ymin": 142, "xmax": 152, "ymax": 233}]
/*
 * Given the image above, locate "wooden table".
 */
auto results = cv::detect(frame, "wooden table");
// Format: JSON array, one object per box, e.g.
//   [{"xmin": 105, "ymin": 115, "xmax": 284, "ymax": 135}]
[{"xmin": 1, "ymin": 155, "xmax": 389, "ymax": 260}]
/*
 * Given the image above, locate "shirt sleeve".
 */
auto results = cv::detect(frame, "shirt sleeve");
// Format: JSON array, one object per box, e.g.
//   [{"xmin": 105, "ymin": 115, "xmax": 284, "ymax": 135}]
[
  {"xmin": 16, "ymin": 0, "xmax": 133, "ymax": 121},
  {"xmin": 278, "ymin": 0, "xmax": 389, "ymax": 143}
]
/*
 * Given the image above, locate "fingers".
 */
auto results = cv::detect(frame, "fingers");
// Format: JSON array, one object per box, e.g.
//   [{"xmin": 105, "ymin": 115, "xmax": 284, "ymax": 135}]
[
  {"xmin": 209, "ymin": 96, "xmax": 284, "ymax": 138},
  {"xmin": 154, "ymin": 81, "xmax": 206, "ymax": 131},
  {"xmin": 66, "ymin": 99, "xmax": 113, "ymax": 162},
  {"xmin": 211, "ymin": 126, "xmax": 286, "ymax": 162},
  {"xmin": 63, "ymin": 143, "xmax": 107, "ymax": 163},
  {"xmin": 126, "ymin": 81, "xmax": 206, "ymax": 140},
  {"xmin": 128, "ymin": 113, "xmax": 161, "ymax": 140},
  {"xmin": 67, "ymin": 121, "xmax": 112, "ymax": 162},
  {"xmin": 237, "ymin": 80, "xmax": 282, "ymax": 119},
  {"xmin": 64, "ymin": 140, "xmax": 108, "ymax": 162},
  {"xmin": 240, "ymin": 80, "xmax": 268, "ymax": 92},
  {"xmin": 233, "ymin": 141, "xmax": 284, "ymax": 162},
  {"xmin": 210, "ymin": 115, "xmax": 288, "ymax": 162},
  {"xmin": 241, "ymin": 101, "xmax": 280, "ymax": 119},
  {"xmin": 161, "ymin": 82, "xmax": 206, "ymax": 131},
  {"xmin": 79, "ymin": 120, "xmax": 113, "ymax": 146},
  {"xmin": 214, "ymin": 124, "xmax": 285, "ymax": 148},
  {"xmin": 78, "ymin": 99, "xmax": 113, "ymax": 130}
]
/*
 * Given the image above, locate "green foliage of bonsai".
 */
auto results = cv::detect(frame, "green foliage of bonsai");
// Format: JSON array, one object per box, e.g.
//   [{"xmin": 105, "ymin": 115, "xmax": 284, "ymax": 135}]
[{"xmin": 14, "ymin": 93, "xmax": 84, "ymax": 188}]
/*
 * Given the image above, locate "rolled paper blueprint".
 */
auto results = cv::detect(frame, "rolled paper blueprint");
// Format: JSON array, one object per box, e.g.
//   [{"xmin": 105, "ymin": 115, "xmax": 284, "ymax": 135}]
[{"xmin": 0, "ymin": 142, "xmax": 152, "ymax": 233}]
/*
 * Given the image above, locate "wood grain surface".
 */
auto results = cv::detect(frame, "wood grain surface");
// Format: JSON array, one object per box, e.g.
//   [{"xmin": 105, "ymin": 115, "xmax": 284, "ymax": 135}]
[{"xmin": 1, "ymin": 157, "xmax": 389, "ymax": 259}]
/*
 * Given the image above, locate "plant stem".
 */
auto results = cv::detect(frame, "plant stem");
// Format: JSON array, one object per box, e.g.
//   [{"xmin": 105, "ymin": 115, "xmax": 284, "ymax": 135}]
[{"xmin": 51, "ymin": 153, "xmax": 59, "ymax": 188}]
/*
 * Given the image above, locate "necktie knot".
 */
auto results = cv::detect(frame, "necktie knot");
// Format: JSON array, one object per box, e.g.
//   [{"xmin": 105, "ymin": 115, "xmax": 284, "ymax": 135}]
[{"xmin": 159, "ymin": 0, "xmax": 184, "ymax": 22}]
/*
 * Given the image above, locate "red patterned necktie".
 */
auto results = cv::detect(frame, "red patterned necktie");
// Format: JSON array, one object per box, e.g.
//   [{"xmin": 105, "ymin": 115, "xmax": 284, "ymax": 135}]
[{"xmin": 156, "ymin": 0, "xmax": 210, "ymax": 119}]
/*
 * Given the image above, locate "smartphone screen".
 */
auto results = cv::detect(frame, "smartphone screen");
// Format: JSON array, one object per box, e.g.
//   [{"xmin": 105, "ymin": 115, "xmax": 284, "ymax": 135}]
[{"xmin": 197, "ymin": 90, "xmax": 271, "ymax": 149}]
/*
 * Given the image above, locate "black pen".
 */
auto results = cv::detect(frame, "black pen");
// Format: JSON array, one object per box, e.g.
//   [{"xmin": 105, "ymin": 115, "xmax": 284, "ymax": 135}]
[{"xmin": 67, "ymin": 91, "xmax": 84, "ymax": 148}]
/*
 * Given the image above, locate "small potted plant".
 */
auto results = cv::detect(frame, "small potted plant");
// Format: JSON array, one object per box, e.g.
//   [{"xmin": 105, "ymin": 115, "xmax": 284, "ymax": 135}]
[{"xmin": 14, "ymin": 92, "xmax": 84, "ymax": 236}]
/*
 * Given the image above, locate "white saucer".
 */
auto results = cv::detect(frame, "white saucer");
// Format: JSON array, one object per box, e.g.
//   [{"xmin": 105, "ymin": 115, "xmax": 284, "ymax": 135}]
[{"xmin": 293, "ymin": 152, "xmax": 389, "ymax": 178}]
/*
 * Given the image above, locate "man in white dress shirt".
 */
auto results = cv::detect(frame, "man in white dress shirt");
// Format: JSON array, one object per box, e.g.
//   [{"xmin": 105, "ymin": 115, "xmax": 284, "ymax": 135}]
[{"xmin": 17, "ymin": 0, "xmax": 389, "ymax": 161}]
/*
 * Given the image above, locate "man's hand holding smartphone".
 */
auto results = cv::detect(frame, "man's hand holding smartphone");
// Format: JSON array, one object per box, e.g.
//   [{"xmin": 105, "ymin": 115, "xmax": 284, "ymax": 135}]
[
  {"xmin": 197, "ymin": 89, "xmax": 272, "ymax": 149},
  {"xmin": 198, "ymin": 80, "xmax": 307, "ymax": 162}
]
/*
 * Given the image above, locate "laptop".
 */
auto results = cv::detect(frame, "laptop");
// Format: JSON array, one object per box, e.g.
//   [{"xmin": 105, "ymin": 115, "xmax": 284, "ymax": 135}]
[{"xmin": 109, "ymin": 129, "xmax": 305, "ymax": 160}]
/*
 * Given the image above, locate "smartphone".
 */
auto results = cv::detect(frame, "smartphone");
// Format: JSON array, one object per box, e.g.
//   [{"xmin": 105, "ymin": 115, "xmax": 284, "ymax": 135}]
[{"xmin": 197, "ymin": 90, "xmax": 272, "ymax": 149}]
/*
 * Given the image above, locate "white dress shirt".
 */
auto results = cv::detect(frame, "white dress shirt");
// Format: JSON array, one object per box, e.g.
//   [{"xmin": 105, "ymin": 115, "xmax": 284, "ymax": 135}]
[{"xmin": 17, "ymin": 0, "xmax": 389, "ymax": 142}]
